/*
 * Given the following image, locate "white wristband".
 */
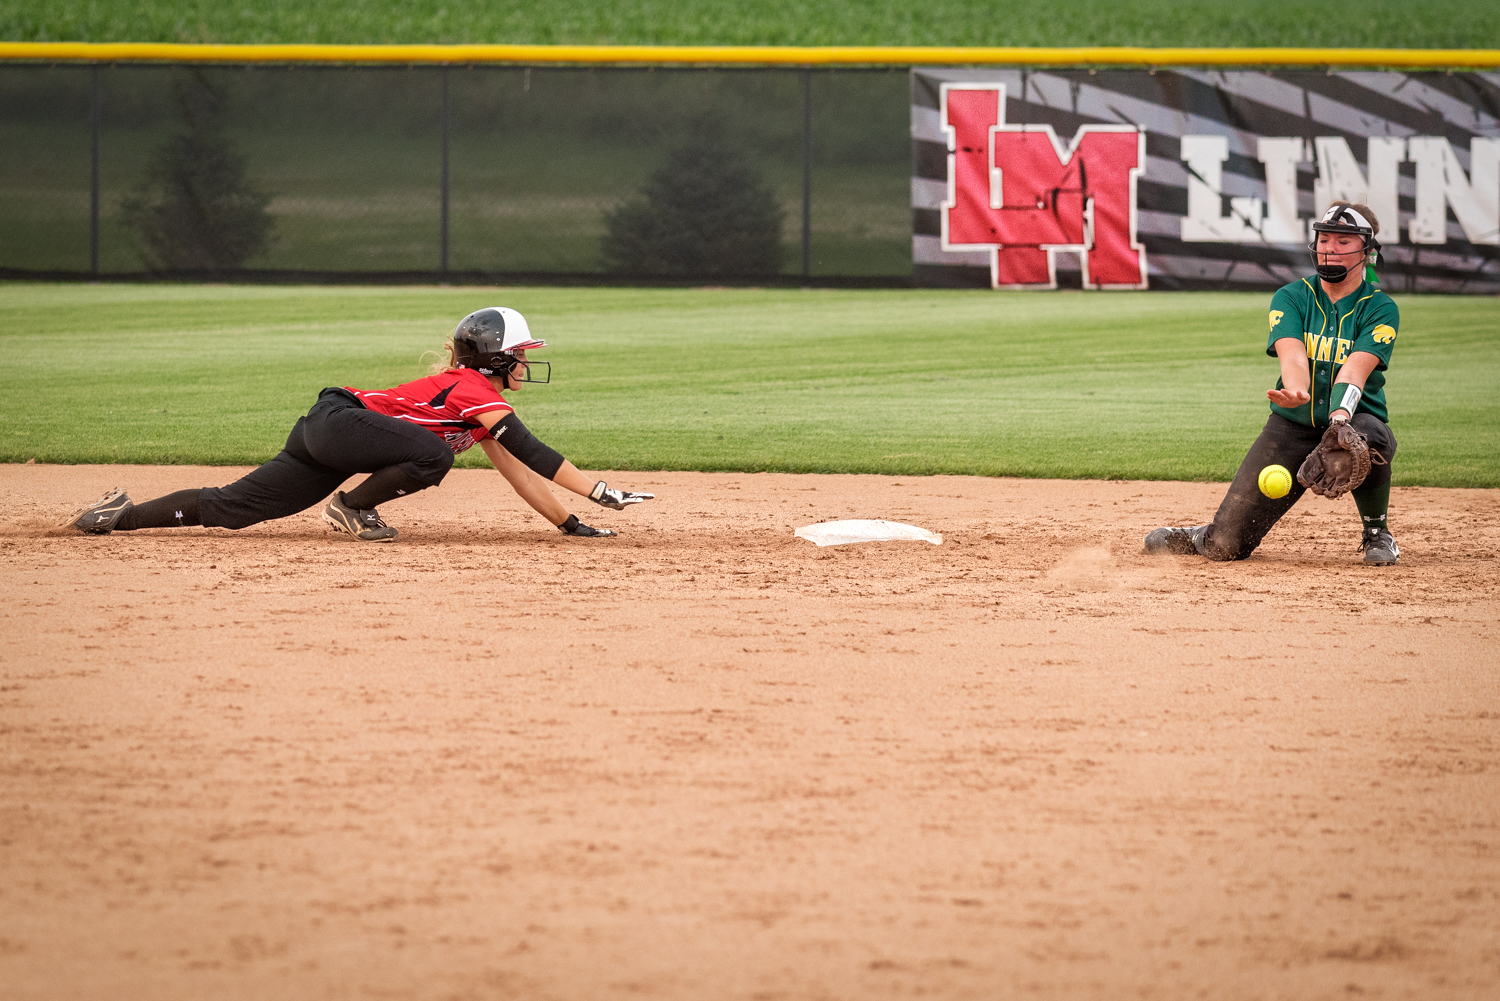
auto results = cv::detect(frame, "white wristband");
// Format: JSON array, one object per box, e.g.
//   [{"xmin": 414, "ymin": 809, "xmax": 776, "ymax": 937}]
[{"xmin": 1332, "ymin": 383, "xmax": 1362, "ymax": 417}]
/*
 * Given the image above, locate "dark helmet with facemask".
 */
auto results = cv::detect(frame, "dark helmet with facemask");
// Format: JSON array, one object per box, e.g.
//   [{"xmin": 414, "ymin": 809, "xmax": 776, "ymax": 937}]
[
  {"xmin": 451, "ymin": 307, "xmax": 550, "ymax": 384},
  {"xmin": 1309, "ymin": 203, "xmax": 1381, "ymax": 284}
]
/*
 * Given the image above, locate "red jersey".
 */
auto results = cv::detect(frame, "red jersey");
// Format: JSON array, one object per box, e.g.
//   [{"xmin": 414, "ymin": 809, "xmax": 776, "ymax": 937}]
[{"xmin": 346, "ymin": 368, "xmax": 512, "ymax": 454}]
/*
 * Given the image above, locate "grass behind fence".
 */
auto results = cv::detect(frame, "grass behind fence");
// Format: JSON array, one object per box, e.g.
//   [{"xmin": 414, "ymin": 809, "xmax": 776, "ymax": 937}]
[
  {"xmin": 2, "ymin": 0, "xmax": 1496, "ymax": 48},
  {"xmin": 1, "ymin": 284, "xmax": 1494, "ymax": 487},
  {"xmin": 0, "ymin": 66, "xmax": 912, "ymax": 278}
]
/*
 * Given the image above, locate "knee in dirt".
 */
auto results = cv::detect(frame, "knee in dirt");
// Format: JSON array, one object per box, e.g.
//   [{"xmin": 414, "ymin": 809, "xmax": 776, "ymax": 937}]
[{"xmin": 1200, "ymin": 527, "xmax": 1250, "ymax": 562}]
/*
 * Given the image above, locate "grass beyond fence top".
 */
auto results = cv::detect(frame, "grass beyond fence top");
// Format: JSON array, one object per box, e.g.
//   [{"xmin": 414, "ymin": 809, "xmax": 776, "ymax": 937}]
[
  {"xmin": 5, "ymin": 42, "xmax": 1500, "ymax": 68},
  {"xmin": 2, "ymin": 0, "xmax": 1497, "ymax": 51}
]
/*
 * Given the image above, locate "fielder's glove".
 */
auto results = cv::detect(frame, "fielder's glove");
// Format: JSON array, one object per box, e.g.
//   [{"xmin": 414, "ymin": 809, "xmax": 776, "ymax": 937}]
[
  {"xmin": 1296, "ymin": 421, "xmax": 1372, "ymax": 500},
  {"xmin": 589, "ymin": 480, "xmax": 655, "ymax": 510},
  {"xmin": 558, "ymin": 514, "xmax": 615, "ymax": 537}
]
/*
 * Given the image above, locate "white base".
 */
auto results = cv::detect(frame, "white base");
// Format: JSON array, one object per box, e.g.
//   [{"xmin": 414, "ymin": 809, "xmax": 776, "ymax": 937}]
[{"xmin": 794, "ymin": 519, "xmax": 943, "ymax": 548}]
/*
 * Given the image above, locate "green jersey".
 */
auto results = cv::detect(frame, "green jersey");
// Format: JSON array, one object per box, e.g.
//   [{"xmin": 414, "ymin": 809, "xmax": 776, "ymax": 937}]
[{"xmin": 1266, "ymin": 276, "xmax": 1399, "ymax": 428}]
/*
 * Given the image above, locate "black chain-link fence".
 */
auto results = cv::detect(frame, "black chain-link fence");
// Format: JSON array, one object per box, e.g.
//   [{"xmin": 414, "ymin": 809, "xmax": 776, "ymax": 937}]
[{"xmin": 0, "ymin": 63, "xmax": 912, "ymax": 284}]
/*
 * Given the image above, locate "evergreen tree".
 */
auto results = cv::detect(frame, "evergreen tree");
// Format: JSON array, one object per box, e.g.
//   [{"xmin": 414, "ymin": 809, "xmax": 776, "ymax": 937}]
[
  {"xmin": 121, "ymin": 73, "xmax": 274, "ymax": 271},
  {"xmin": 603, "ymin": 123, "xmax": 785, "ymax": 277}
]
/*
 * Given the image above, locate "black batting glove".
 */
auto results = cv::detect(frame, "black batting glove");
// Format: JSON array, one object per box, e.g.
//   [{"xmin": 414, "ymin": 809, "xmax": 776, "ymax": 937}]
[
  {"xmin": 589, "ymin": 480, "xmax": 655, "ymax": 510},
  {"xmin": 558, "ymin": 514, "xmax": 616, "ymax": 538}
]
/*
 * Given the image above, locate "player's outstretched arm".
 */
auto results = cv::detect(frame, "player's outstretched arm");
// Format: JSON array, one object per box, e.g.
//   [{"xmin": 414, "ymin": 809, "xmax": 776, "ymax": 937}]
[
  {"xmin": 476, "ymin": 411, "xmax": 653, "ymax": 510},
  {"xmin": 555, "ymin": 460, "xmax": 655, "ymax": 510},
  {"xmin": 479, "ymin": 438, "xmax": 615, "ymax": 536},
  {"xmin": 1266, "ymin": 337, "xmax": 1312, "ymax": 408},
  {"xmin": 479, "ymin": 438, "xmax": 567, "ymax": 520}
]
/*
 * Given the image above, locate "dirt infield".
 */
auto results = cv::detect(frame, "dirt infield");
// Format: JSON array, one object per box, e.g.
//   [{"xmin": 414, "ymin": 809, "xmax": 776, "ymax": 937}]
[{"xmin": 3, "ymin": 464, "xmax": 1498, "ymax": 1001}]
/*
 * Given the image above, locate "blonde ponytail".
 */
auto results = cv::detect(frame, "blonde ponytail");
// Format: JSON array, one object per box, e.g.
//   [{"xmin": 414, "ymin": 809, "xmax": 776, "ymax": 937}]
[{"xmin": 423, "ymin": 339, "xmax": 458, "ymax": 375}]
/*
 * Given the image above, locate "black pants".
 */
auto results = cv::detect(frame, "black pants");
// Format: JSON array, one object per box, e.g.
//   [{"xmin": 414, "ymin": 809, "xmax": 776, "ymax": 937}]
[
  {"xmin": 1200, "ymin": 413, "xmax": 1396, "ymax": 561},
  {"xmin": 198, "ymin": 389, "xmax": 454, "ymax": 530}
]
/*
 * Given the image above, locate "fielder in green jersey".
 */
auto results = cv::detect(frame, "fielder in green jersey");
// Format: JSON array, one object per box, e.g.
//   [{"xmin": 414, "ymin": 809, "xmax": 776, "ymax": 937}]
[
  {"xmin": 1266, "ymin": 275, "xmax": 1398, "ymax": 427},
  {"xmin": 1145, "ymin": 201, "xmax": 1401, "ymax": 565}
]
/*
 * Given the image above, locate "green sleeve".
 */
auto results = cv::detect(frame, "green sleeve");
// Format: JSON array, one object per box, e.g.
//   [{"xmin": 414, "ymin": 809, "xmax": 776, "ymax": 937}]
[
  {"xmin": 1349, "ymin": 294, "xmax": 1399, "ymax": 370},
  {"xmin": 1265, "ymin": 285, "xmax": 1306, "ymax": 357}
]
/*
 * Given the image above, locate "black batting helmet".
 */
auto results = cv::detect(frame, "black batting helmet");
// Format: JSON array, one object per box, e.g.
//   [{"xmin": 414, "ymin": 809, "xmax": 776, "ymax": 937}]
[{"xmin": 451, "ymin": 307, "xmax": 550, "ymax": 383}]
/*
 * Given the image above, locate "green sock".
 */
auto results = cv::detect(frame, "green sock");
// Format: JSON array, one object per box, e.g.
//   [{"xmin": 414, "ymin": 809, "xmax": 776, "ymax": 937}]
[{"xmin": 1353, "ymin": 478, "xmax": 1391, "ymax": 534}]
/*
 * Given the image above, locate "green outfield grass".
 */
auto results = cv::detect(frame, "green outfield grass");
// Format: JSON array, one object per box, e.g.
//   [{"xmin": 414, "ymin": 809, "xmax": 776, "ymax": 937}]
[
  {"xmin": 3, "ymin": 0, "xmax": 1495, "ymax": 48},
  {"xmin": 1, "ymin": 283, "xmax": 1494, "ymax": 487}
]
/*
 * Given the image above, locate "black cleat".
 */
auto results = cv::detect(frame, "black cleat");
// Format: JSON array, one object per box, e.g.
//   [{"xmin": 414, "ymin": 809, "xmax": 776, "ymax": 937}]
[
  {"xmin": 68, "ymin": 487, "xmax": 133, "ymax": 534},
  {"xmin": 1358, "ymin": 527, "xmax": 1399, "ymax": 566},
  {"xmin": 1143, "ymin": 525, "xmax": 1206, "ymax": 556},
  {"xmin": 557, "ymin": 514, "xmax": 616, "ymax": 538},
  {"xmin": 322, "ymin": 492, "xmax": 399, "ymax": 542}
]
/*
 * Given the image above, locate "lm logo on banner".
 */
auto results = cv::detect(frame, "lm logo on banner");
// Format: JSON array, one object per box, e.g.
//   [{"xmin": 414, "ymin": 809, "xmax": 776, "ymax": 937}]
[
  {"xmin": 939, "ymin": 79, "xmax": 1500, "ymax": 292},
  {"xmin": 940, "ymin": 83, "xmax": 1148, "ymax": 290}
]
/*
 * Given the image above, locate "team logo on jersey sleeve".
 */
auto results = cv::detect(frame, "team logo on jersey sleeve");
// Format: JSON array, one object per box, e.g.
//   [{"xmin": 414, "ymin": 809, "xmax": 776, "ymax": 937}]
[
  {"xmin": 1371, "ymin": 324, "xmax": 1396, "ymax": 344},
  {"xmin": 1269, "ymin": 310, "xmax": 1284, "ymax": 331},
  {"xmin": 442, "ymin": 428, "xmax": 478, "ymax": 453}
]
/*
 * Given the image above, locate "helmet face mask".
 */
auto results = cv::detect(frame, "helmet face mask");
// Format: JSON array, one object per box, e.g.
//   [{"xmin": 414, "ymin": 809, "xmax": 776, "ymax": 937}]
[
  {"xmin": 503, "ymin": 357, "xmax": 551, "ymax": 385},
  {"xmin": 1308, "ymin": 204, "xmax": 1380, "ymax": 284},
  {"xmin": 451, "ymin": 307, "xmax": 550, "ymax": 384}
]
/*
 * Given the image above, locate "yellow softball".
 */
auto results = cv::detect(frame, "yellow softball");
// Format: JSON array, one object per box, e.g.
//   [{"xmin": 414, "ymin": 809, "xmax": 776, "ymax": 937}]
[{"xmin": 1258, "ymin": 464, "xmax": 1293, "ymax": 499}]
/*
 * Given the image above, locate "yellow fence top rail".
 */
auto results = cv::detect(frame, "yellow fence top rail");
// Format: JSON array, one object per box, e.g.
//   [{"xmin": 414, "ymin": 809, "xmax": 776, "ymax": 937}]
[{"xmin": 1, "ymin": 42, "xmax": 1499, "ymax": 68}]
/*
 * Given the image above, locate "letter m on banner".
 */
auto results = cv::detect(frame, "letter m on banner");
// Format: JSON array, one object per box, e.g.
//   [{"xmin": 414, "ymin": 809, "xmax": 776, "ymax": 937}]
[{"xmin": 941, "ymin": 83, "xmax": 1148, "ymax": 289}]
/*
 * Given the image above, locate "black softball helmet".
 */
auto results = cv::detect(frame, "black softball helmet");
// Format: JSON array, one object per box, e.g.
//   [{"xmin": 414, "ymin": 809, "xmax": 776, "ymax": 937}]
[
  {"xmin": 1309, "ymin": 203, "xmax": 1381, "ymax": 284},
  {"xmin": 451, "ymin": 307, "xmax": 550, "ymax": 383}
]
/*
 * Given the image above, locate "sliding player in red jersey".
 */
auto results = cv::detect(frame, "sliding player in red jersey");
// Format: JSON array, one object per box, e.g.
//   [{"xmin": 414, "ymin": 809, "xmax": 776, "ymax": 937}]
[{"xmin": 68, "ymin": 307, "xmax": 652, "ymax": 542}]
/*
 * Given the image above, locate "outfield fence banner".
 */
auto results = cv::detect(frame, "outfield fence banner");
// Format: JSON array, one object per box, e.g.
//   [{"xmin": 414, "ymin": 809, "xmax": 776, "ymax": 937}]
[
  {"xmin": 4, "ymin": 59, "xmax": 1499, "ymax": 291},
  {"xmin": 911, "ymin": 68, "xmax": 1500, "ymax": 292}
]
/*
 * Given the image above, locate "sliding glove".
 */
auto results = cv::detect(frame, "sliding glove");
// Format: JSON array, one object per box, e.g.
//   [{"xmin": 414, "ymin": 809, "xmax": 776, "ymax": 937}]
[{"xmin": 589, "ymin": 481, "xmax": 655, "ymax": 510}]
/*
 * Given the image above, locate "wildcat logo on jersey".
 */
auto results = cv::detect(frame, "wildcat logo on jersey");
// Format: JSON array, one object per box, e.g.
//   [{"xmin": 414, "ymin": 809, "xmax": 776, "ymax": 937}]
[
  {"xmin": 1269, "ymin": 310, "xmax": 1285, "ymax": 331},
  {"xmin": 940, "ymin": 83, "xmax": 1148, "ymax": 290},
  {"xmin": 1371, "ymin": 324, "xmax": 1396, "ymax": 344}
]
